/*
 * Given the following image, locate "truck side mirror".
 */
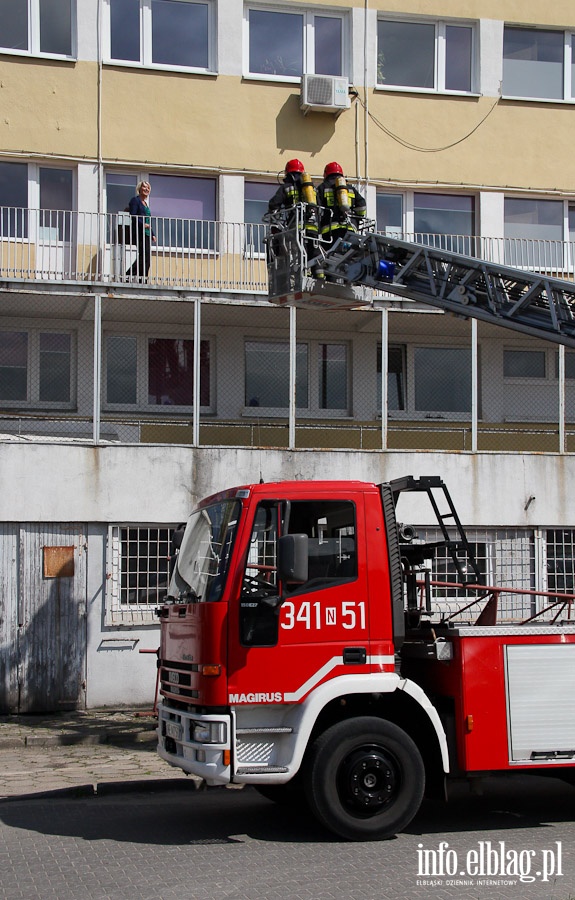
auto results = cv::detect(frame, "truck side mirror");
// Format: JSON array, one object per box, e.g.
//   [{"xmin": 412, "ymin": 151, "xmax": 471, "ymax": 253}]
[{"xmin": 278, "ymin": 534, "xmax": 309, "ymax": 584}]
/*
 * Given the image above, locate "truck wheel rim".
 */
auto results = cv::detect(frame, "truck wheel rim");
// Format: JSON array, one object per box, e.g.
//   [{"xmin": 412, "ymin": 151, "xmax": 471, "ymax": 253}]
[{"xmin": 337, "ymin": 744, "xmax": 400, "ymax": 816}]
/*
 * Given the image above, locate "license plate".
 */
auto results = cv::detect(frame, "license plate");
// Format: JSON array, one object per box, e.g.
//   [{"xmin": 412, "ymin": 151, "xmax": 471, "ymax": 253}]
[{"xmin": 165, "ymin": 721, "xmax": 183, "ymax": 741}]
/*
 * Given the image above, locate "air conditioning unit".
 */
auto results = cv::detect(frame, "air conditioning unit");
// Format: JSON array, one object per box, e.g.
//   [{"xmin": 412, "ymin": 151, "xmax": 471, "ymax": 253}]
[{"xmin": 300, "ymin": 74, "xmax": 350, "ymax": 114}]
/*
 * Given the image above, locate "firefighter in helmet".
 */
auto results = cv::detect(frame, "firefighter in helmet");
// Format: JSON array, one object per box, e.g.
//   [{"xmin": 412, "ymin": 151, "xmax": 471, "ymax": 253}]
[
  {"xmin": 267, "ymin": 158, "xmax": 323, "ymax": 276},
  {"xmin": 268, "ymin": 159, "xmax": 315, "ymax": 216},
  {"xmin": 316, "ymin": 162, "xmax": 367, "ymax": 247}
]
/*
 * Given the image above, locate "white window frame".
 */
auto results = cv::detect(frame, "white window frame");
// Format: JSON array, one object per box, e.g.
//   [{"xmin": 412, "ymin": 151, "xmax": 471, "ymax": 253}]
[
  {"xmin": 502, "ymin": 25, "xmax": 575, "ymax": 103},
  {"xmin": 103, "ymin": 331, "xmax": 214, "ymax": 412},
  {"xmin": 0, "ymin": 327, "xmax": 75, "ymax": 409},
  {"xmin": 103, "ymin": 0, "xmax": 216, "ymax": 74},
  {"xmin": 504, "ymin": 195, "xmax": 571, "ymax": 272},
  {"xmin": 0, "ymin": 161, "xmax": 76, "ymax": 244},
  {"xmin": 105, "ymin": 523, "xmax": 177, "ymax": 624},
  {"xmin": 243, "ymin": 4, "xmax": 349, "ymax": 82},
  {"xmin": 104, "ymin": 169, "xmax": 218, "ymax": 253},
  {"xmin": 243, "ymin": 338, "xmax": 352, "ymax": 417},
  {"xmin": 376, "ymin": 16, "xmax": 478, "ymax": 96},
  {"xmin": 0, "ymin": 0, "xmax": 76, "ymax": 60}
]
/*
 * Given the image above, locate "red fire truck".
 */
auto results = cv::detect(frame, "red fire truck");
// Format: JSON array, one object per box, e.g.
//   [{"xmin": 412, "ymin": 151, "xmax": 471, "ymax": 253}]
[
  {"xmin": 157, "ymin": 216, "xmax": 575, "ymax": 840},
  {"xmin": 157, "ymin": 475, "xmax": 575, "ymax": 841}
]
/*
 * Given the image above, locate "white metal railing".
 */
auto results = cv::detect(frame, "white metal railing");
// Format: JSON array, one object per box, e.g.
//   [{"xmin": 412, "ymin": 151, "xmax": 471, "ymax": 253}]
[
  {"xmin": 2, "ymin": 208, "xmax": 575, "ymax": 291},
  {"xmin": 0, "ymin": 207, "xmax": 270, "ymax": 292}
]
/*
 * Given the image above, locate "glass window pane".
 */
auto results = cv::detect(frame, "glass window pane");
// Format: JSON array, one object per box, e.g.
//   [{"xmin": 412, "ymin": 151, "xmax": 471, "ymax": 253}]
[
  {"xmin": 504, "ymin": 198, "xmax": 563, "ymax": 268},
  {"xmin": 152, "ymin": 0, "xmax": 209, "ymax": 68},
  {"xmin": 504, "ymin": 349, "xmax": 546, "ymax": 378},
  {"xmin": 315, "ymin": 16, "xmax": 342, "ymax": 77},
  {"xmin": 150, "ymin": 174, "xmax": 216, "ymax": 249},
  {"xmin": 0, "ymin": 332, "xmax": 28, "ymax": 401},
  {"xmin": 148, "ymin": 338, "xmax": 194, "ymax": 406},
  {"xmin": 503, "ymin": 27, "xmax": 563, "ymax": 99},
  {"xmin": 110, "ymin": 0, "xmax": 140, "ymax": 61},
  {"xmin": 106, "ymin": 173, "xmax": 137, "ymax": 240},
  {"xmin": 245, "ymin": 340, "xmax": 308, "ymax": 409},
  {"xmin": 39, "ymin": 0, "xmax": 72, "ymax": 55},
  {"xmin": 39, "ymin": 332, "xmax": 71, "ymax": 402},
  {"xmin": 249, "ymin": 10, "xmax": 303, "ymax": 77},
  {"xmin": 1, "ymin": 0, "xmax": 28, "ymax": 51},
  {"xmin": 107, "ymin": 335, "xmax": 137, "ymax": 404},
  {"xmin": 415, "ymin": 346, "xmax": 471, "ymax": 412},
  {"xmin": 378, "ymin": 344, "xmax": 406, "ymax": 411},
  {"xmin": 106, "ymin": 173, "xmax": 136, "ymax": 214},
  {"xmin": 414, "ymin": 193, "xmax": 474, "ymax": 251},
  {"xmin": 376, "ymin": 193, "xmax": 403, "ymax": 235},
  {"xmin": 0, "ymin": 162, "xmax": 28, "ymax": 238},
  {"xmin": 245, "ymin": 181, "xmax": 275, "ymax": 254},
  {"xmin": 40, "ymin": 168, "xmax": 73, "ymax": 241},
  {"xmin": 446, "ymin": 25, "xmax": 472, "ymax": 92},
  {"xmin": 572, "ymin": 36, "xmax": 575, "ymax": 98},
  {"xmin": 319, "ymin": 343, "xmax": 347, "ymax": 410},
  {"xmin": 504, "ymin": 198, "xmax": 563, "ymax": 241},
  {"xmin": 378, "ymin": 21, "xmax": 435, "ymax": 88}
]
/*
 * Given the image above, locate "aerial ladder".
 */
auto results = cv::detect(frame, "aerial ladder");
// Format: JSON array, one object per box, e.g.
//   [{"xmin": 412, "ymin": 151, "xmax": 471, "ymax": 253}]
[{"xmin": 265, "ymin": 206, "xmax": 575, "ymax": 348}]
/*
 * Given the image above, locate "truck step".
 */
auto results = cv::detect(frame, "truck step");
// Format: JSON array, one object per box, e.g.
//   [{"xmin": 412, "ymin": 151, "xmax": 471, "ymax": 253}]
[
  {"xmin": 236, "ymin": 726, "xmax": 293, "ymax": 735},
  {"xmin": 236, "ymin": 766, "xmax": 289, "ymax": 774}
]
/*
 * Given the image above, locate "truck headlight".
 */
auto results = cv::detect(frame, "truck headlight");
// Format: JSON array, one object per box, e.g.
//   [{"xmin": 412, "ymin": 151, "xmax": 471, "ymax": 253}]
[{"xmin": 192, "ymin": 721, "xmax": 226, "ymax": 744}]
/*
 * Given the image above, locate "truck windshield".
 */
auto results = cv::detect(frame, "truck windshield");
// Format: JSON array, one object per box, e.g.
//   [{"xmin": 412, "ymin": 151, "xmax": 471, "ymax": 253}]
[{"xmin": 168, "ymin": 499, "xmax": 241, "ymax": 602}]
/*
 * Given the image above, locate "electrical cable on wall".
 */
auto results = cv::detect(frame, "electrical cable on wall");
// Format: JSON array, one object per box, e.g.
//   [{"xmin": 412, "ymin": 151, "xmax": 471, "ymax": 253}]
[{"xmin": 361, "ymin": 96, "xmax": 500, "ymax": 153}]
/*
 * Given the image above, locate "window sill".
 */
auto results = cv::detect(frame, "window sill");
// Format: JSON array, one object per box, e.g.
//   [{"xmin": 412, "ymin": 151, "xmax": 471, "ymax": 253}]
[
  {"xmin": 242, "ymin": 73, "xmax": 301, "ymax": 85},
  {"xmin": 375, "ymin": 85, "xmax": 480, "ymax": 99},
  {"xmin": 0, "ymin": 48, "xmax": 76, "ymax": 62},
  {"xmin": 105, "ymin": 608, "xmax": 158, "ymax": 627},
  {"xmin": 104, "ymin": 59, "xmax": 216, "ymax": 77},
  {"xmin": 501, "ymin": 94, "xmax": 575, "ymax": 105}
]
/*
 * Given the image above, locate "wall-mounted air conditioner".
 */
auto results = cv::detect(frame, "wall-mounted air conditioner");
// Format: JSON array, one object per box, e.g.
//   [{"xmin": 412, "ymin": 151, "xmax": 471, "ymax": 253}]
[{"xmin": 300, "ymin": 74, "xmax": 350, "ymax": 114}]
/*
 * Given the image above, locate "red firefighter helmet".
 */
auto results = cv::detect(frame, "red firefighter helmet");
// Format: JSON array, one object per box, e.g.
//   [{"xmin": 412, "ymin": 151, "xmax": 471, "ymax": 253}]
[
  {"xmin": 324, "ymin": 161, "xmax": 344, "ymax": 178},
  {"xmin": 285, "ymin": 158, "xmax": 305, "ymax": 174}
]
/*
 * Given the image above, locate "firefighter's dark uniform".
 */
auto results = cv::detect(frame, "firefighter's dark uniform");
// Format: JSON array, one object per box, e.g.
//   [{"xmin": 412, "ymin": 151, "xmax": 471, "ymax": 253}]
[
  {"xmin": 316, "ymin": 176, "xmax": 367, "ymax": 246},
  {"xmin": 267, "ymin": 173, "xmax": 320, "ymax": 273},
  {"xmin": 268, "ymin": 174, "xmax": 319, "ymax": 239}
]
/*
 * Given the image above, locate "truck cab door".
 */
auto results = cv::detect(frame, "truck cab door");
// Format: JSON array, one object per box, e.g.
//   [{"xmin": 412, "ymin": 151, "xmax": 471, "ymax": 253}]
[{"xmin": 229, "ymin": 493, "xmax": 369, "ymax": 704}]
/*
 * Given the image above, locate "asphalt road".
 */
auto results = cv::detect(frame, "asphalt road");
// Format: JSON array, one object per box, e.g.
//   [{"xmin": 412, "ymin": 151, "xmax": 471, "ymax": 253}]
[{"xmin": 1, "ymin": 775, "xmax": 575, "ymax": 900}]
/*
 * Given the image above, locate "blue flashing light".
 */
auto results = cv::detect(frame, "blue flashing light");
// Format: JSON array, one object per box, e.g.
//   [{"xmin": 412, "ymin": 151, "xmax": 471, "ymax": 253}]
[{"xmin": 377, "ymin": 259, "xmax": 395, "ymax": 282}]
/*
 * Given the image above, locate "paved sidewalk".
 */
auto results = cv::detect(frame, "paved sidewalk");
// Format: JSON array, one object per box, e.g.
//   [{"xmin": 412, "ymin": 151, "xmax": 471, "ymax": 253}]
[{"xmin": 0, "ymin": 708, "xmax": 200, "ymax": 801}]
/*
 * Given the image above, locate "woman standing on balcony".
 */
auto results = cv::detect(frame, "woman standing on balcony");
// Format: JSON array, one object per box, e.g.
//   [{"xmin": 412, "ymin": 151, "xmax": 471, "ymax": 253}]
[{"xmin": 126, "ymin": 180, "xmax": 156, "ymax": 281}]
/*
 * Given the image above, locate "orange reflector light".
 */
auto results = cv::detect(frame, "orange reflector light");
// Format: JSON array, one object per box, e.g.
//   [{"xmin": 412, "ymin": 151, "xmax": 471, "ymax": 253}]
[
  {"xmin": 201, "ymin": 664, "xmax": 221, "ymax": 677},
  {"xmin": 223, "ymin": 750, "xmax": 231, "ymax": 767},
  {"xmin": 465, "ymin": 714, "xmax": 474, "ymax": 733}
]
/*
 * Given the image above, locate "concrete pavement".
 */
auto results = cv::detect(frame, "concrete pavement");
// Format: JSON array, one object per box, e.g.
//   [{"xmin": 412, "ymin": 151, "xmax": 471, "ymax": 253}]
[{"xmin": 0, "ymin": 708, "xmax": 200, "ymax": 800}]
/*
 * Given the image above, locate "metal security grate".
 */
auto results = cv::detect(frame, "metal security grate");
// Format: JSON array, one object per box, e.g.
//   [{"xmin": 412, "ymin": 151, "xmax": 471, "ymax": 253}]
[
  {"xmin": 546, "ymin": 529, "xmax": 575, "ymax": 594},
  {"xmin": 421, "ymin": 527, "xmax": 535, "ymax": 621},
  {"xmin": 107, "ymin": 525, "xmax": 176, "ymax": 612}
]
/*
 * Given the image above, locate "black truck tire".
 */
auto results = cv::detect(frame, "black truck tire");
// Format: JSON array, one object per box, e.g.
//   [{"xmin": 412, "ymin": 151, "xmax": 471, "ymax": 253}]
[{"xmin": 304, "ymin": 716, "xmax": 425, "ymax": 841}]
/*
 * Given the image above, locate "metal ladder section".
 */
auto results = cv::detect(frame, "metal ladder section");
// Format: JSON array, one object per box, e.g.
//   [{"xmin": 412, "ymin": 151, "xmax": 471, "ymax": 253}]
[
  {"xmin": 388, "ymin": 475, "xmax": 484, "ymax": 587},
  {"xmin": 267, "ymin": 210, "xmax": 575, "ymax": 348}
]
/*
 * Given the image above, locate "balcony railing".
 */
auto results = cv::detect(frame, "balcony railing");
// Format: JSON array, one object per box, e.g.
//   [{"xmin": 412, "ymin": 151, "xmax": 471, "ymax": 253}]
[{"xmin": 2, "ymin": 208, "xmax": 575, "ymax": 292}]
